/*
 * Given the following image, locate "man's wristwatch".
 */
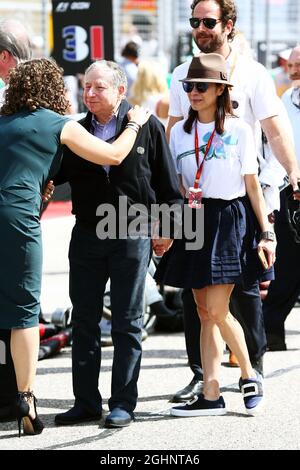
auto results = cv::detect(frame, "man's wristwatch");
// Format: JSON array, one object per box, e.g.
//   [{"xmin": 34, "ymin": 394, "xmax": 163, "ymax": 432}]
[{"xmin": 260, "ymin": 231, "xmax": 276, "ymax": 242}]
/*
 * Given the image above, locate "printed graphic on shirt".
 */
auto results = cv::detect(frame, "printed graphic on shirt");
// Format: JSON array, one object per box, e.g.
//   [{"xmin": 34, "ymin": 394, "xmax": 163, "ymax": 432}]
[{"xmin": 176, "ymin": 131, "xmax": 238, "ymax": 163}]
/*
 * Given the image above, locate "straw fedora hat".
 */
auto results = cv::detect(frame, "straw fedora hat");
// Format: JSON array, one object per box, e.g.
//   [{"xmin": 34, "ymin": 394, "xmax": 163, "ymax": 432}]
[{"xmin": 180, "ymin": 53, "xmax": 233, "ymax": 86}]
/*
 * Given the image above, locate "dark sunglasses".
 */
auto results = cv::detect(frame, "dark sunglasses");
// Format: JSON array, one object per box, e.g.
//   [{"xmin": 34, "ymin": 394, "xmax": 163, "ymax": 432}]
[
  {"xmin": 189, "ymin": 17, "xmax": 221, "ymax": 29},
  {"xmin": 182, "ymin": 82, "xmax": 210, "ymax": 93}
]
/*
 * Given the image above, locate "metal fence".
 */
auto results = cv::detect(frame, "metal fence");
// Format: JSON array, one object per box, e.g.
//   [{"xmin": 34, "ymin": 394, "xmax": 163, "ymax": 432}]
[
  {"xmin": 0, "ymin": 0, "xmax": 186, "ymax": 68},
  {"xmin": 0, "ymin": 0, "xmax": 49, "ymax": 56},
  {"xmin": 0, "ymin": 0, "xmax": 299, "ymax": 70},
  {"xmin": 112, "ymin": 0, "xmax": 183, "ymax": 70}
]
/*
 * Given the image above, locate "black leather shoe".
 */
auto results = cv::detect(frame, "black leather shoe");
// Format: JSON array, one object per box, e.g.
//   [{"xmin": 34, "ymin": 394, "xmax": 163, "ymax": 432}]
[
  {"xmin": 104, "ymin": 408, "xmax": 134, "ymax": 428},
  {"xmin": 55, "ymin": 406, "xmax": 102, "ymax": 425},
  {"xmin": 266, "ymin": 332, "xmax": 287, "ymax": 351},
  {"xmin": 170, "ymin": 377, "xmax": 203, "ymax": 403}
]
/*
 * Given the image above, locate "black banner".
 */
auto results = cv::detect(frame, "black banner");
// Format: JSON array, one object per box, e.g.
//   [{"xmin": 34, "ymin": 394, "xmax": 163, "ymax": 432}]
[{"xmin": 51, "ymin": 0, "xmax": 114, "ymax": 75}]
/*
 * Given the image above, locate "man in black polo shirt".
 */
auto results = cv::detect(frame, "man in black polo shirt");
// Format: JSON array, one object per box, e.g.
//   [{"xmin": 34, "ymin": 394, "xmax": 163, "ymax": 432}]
[{"xmin": 54, "ymin": 60, "xmax": 182, "ymax": 428}]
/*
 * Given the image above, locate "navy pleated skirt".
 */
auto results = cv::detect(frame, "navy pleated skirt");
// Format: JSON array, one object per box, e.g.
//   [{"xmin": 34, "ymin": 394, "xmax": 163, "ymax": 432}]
[{"xmin": 154, "ymin": 196, "xmax": 274, "ymax": 290}]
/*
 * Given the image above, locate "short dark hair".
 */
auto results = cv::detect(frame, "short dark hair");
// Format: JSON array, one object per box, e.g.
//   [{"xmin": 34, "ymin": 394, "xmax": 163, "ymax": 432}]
[
  {"xmin": 190, "ymin": 0, "xmax": 237, "ymax": 41},
  {"xmin": 0, "ymin": 29, "xmax": 31, "ymax": 61},
  {"xmin": 121, "ymin": 41, "xmax": 139, "ymax": 59},
  {"xmin": 184, "ymin": 84, "xmax": 234, "ymax": 135}
]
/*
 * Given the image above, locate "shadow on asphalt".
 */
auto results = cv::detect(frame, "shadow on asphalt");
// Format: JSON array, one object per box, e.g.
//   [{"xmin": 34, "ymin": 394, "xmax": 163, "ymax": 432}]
[
  {"xmin": 38, "ymin": 428, "xmax": 122, "ymax": 450},
  {"xmin": 37, "ymin": 362, "xmax": 189, "ymax": 376}
]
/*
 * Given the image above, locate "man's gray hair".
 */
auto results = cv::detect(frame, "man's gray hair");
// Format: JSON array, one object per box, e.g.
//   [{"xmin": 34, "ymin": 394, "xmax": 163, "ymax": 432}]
[
  {"xmin": 85, "ymin": 60, "xmax": 128, "ymax": 90},
  {"xmin": 0, "ymin": 20, "xmax": 32, "ymax": 61}
]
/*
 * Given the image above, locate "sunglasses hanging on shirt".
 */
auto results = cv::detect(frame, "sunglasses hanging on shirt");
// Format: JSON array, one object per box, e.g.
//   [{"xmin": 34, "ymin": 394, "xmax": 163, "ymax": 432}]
[{"xmin": 291, "ymin": 87, "xmax": 300, "ymax": 110}]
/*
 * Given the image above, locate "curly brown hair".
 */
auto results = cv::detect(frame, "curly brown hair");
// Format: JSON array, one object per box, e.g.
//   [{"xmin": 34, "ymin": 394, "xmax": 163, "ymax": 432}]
[
  {"xmin": 190, "ymin": 0, "xmax": 237, "ymax": 41},
  {"xmin": 1, "ymin": 58, "xmax": 69, "ymax": 115}
]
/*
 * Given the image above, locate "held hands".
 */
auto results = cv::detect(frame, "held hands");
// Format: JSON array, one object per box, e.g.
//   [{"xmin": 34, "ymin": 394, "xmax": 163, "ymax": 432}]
[
  {"xmin": 268, "ymin": 212, "xmax": 275, "ymax": 224},
  {"xmin": 42, "ymin": 180, "xmax": 55, "ymax": 202},
  {"xmin": 152, "ymin": 238, "xmax": 173, "ymax": 257},
  {"xmin": 127, "ymin": 105, "xmax": 151, "ymax": 128},
  {"xmin": 293, "ymin": 188, "xmax": 300, "ymax": 201},
  {"xmin": 257, "ymin": 239, "xmax": 276, "ymax": 270},
  {"xmin": 288, "ymin": 170, "xmax": 300, "ymax": 201}
]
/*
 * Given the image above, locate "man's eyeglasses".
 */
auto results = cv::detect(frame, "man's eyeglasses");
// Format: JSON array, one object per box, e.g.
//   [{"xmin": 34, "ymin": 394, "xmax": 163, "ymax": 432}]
[
  {"xmin": 189, "ymin": 17, "xmax": 221, "ymax": 30},
  {"xmin": 182, "ymin": 82, "xmax": 210, "ymax": 93}
]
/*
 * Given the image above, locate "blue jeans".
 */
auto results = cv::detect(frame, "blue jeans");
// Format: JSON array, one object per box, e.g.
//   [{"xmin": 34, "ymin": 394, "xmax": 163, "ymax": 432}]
[{"xmin": 69, "ymin": 222, "xmax": 151, "ymax": 413}]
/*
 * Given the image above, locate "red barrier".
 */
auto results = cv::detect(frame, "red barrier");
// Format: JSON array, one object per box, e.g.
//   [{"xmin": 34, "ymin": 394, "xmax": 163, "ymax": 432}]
[
  {"xmin": 39, "ymin": 323, "xmax": 60, "ymax": 339},
  {"xmin": 38, "ymin": 329, "xmax": 72, "ymax": 361}
]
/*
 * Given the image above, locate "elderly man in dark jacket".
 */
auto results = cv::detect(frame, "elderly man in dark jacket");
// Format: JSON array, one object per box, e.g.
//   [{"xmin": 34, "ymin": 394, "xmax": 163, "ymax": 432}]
[{"xmin": 54, "ymin": 60, "xmax": 182, "ymax": 428}]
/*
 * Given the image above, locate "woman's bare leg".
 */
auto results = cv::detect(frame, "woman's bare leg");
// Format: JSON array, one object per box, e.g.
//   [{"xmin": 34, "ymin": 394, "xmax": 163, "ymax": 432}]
[
  {"xmin": 205, "ymin": 285, "xmax": 254, "ymax": 379},
  {"xmin": 193, "ymin": 288, "xmax": 224, "ymax": 401},
  {"xmin": 11, "ymin": 326, "xmax": 39, "ymax": 417}
]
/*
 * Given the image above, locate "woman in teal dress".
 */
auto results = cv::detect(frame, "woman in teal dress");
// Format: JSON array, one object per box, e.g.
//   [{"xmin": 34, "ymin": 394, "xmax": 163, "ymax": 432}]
[{"xmin": 0, "ymin": 58, "xmax": 149, "ymax": 436}]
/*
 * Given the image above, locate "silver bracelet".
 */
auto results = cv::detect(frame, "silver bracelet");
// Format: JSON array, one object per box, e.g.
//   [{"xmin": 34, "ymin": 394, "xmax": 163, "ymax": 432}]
[
  {"xmin": 125, "ymin": 123, "xmax": 139, "ymax": 133},
  {"xmin": 128, "ymin": 120, "xmax": 141, "ymax": 128},
  {"xmin": 127, "ymin": 122, "xmax": 140, "ymax": 129}
]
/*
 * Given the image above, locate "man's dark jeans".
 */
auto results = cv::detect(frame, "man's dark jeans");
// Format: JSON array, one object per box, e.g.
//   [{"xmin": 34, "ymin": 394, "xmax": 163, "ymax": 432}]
[{"xmin": 69, "ymin": 222, "xmax": 151, "ymax": 414}]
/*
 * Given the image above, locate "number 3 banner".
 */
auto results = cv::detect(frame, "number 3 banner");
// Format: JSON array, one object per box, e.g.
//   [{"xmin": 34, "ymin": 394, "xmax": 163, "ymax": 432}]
[{"xmin": 51, "ymin": 0, "xmax": 114, "ymax": 75}]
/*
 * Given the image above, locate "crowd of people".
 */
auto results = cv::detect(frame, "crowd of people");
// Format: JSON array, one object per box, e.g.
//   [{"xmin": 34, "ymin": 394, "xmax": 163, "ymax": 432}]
[{"xmin": 0, "ymin": 0, "xmax": 300, "ymax": 437}]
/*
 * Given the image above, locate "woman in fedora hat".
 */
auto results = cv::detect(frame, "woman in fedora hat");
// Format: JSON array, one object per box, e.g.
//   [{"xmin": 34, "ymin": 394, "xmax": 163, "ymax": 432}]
[{"xmin": 155, "ymin": 53, "xmax": 276, "ymax": 417}]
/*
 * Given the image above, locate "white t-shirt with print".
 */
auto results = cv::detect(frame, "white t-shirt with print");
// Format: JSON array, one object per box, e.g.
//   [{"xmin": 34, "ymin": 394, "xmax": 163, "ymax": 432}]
[
  {"xmin": 170, "ymin": 116, "xmax": 257, "ymax": 200},
  {"xmin": 169, "ymin": 52, "xmax": 288, "ymax": 211}
]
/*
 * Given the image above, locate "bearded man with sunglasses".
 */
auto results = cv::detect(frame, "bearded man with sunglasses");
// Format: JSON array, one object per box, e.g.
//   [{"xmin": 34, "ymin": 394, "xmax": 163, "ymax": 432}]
[{"xmin": 166, "ymin": 0, "xmax": 300, "ymax": 404}]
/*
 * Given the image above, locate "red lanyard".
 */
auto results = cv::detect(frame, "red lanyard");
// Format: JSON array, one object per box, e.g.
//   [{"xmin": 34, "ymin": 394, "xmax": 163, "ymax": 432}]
[{"xmin": 194, "ymin": 123, "xmax": 215, "ymax": 189}]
